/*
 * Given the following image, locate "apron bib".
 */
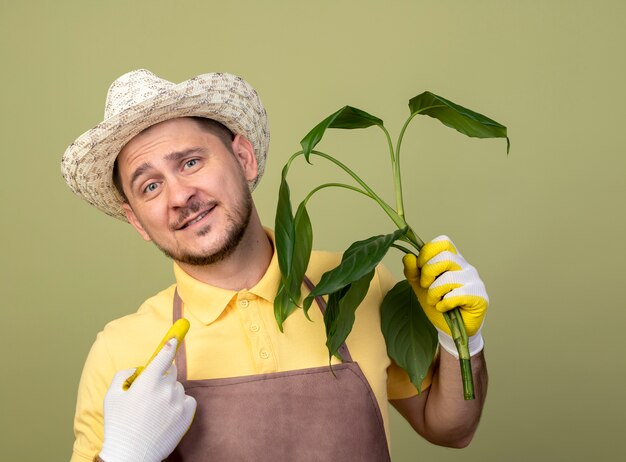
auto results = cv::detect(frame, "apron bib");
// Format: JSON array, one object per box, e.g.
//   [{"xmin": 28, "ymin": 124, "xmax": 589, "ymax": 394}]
[{"xmin": 165, "ymin": 276, "xmax": 390, "ymax": 461}]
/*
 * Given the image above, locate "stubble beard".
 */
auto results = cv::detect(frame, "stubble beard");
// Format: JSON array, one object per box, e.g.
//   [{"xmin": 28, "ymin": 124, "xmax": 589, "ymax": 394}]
[{"xmin": 155, "ymin": 187, "xmax": 253, "ymax": 267}]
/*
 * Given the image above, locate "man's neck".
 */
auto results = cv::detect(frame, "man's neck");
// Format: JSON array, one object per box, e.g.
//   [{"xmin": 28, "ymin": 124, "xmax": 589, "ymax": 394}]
[{"xmin": 176, "ymin": 213, "xmax": 273, "ymax": 291}]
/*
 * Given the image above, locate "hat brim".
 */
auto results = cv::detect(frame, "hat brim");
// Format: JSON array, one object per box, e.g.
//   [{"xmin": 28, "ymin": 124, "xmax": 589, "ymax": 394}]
[{"xmin": 61, "ymin": 73, "xmax": 269, "ymax": 221}]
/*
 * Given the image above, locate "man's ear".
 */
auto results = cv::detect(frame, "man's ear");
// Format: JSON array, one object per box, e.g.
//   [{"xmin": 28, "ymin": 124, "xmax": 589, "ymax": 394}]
[
  {"xmin": 231, "ymin": 134, "xmax": 258, "ymax": 182},
  {"xmin": 122, "ymin": 203, "xmax": 152, "ymax": 242}
]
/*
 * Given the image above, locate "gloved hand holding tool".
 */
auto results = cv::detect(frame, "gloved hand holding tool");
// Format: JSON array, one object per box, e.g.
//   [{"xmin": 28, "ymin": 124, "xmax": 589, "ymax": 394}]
[
  {"xmin": 403, "ymin": 235, "xmax": 488, "ymax": 358},
  {"xmin": 98, "ymin": 321, "xmax": 196, "ymax": 462}
]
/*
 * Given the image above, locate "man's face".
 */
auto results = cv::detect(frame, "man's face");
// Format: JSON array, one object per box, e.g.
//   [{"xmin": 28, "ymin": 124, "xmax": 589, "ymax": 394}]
[{"xmin": 117, "ymin": 117, "xmax": 258, "ymax": 266}]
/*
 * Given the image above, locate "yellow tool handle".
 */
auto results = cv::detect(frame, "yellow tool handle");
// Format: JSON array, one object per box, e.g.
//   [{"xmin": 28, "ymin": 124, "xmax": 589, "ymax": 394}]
[{"xmin": 123, "ymin": 318, "xmax": 190, "ymax": 390}]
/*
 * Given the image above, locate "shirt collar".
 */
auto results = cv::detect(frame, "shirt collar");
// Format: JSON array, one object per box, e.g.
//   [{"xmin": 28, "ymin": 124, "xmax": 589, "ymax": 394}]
[{"xmin": 173, "ymin": 228, "xmax": 281, "ymax": 325}]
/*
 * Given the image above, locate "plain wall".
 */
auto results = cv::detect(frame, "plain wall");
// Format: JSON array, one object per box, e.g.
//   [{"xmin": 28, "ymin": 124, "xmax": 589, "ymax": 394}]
[{"xmin": 1, "ymin": 1, "xmax": 625, "ymax": 460}]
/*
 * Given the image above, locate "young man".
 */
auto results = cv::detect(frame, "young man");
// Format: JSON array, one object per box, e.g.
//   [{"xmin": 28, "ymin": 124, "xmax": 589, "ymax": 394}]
[{"xmin": 63, "ymin": 70, "xmax": 489, "ymax": 462}]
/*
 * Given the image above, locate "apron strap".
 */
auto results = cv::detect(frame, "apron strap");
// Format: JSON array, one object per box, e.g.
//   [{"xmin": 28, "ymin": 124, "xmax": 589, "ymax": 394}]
[
  {"xmin": 173, "ymin": 276, "xmax": 354, "ymax": 382},
  {"xmin": 173, "ymin": 289, "xmax": 188, "ymax": 383}
]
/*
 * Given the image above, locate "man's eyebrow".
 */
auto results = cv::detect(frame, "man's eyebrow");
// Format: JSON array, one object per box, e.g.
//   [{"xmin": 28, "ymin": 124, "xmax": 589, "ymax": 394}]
[
  {"xmin": 128, "ymin": 148, "xmax": 205, "ymax": 190},
  {"xmin": 164, "ymin": 147, "xmax": 204, "ymax": 162},
  {"xmin": 129, "ymin": 162, "xmax": 154, "ymax": 191}
]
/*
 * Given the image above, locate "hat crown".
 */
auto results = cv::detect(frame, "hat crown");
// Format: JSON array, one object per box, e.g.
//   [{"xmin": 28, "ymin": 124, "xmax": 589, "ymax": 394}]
[{"xmin": 104, "ymin": 69, "xmax": 174, "ymax": 119}]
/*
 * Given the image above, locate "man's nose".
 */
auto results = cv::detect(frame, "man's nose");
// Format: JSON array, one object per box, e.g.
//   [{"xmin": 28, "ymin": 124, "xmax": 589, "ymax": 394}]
[{"xmin": 167, "ymin": 177, "xmax": 197, "ymax": 208}]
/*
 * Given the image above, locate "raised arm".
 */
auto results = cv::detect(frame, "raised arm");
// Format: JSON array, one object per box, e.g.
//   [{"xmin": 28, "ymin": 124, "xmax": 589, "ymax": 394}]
[{"xmin": 392, "ymin": 235, "xmax": 489, "ymax": 447}]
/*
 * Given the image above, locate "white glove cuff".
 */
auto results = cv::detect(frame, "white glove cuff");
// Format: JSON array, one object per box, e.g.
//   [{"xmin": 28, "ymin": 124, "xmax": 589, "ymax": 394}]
[{"xmin": 436, "ymin": 327, "xmax": 484, "ymax": 358}]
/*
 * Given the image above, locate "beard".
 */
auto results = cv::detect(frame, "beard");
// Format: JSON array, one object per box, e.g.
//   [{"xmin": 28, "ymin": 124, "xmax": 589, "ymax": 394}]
[{"xmin": 153, "ymin": 181, "xmax": 253, "ymax": 266}]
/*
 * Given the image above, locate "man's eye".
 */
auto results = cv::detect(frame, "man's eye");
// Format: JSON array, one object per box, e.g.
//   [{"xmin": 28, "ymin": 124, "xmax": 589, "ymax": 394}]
[
  {"xmin": 144, "ymin": 182, "xmax": 159, "ymax": 193},
  {"xmin": 184, "ymin": 159, "xmax": 198, "ymax": 169}
]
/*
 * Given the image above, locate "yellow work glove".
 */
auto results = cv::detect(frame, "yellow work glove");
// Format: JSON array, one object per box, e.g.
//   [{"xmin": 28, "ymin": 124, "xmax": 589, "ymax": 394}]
[{"xmin": 403, "ymin": 235, "xmax": 488, "ymax": 357}]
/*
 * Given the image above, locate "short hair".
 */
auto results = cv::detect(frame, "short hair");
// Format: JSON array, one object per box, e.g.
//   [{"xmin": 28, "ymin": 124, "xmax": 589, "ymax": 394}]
[{"xmin": 112, "ymin": 117, "xmax": 235, "ymax": 202}]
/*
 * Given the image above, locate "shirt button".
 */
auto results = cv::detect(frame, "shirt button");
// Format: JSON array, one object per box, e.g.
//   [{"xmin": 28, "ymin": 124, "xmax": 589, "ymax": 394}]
[
  {"xmin": 250, "ymin": 324, "xmax": 260, "ymax": 332},
  {"xmin": 260, "ymin": 350, "xmax": 270, "ymax": 359},
  {"xmin": 239, "ymin": 299, "xmax": 249, "ymax": 308}
]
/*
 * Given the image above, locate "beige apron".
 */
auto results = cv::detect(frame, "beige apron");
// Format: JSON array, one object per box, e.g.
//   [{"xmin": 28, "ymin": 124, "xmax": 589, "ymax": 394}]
[{"xmin": 165, "ymin": 277, "xmax": 391, "ymax": 461}]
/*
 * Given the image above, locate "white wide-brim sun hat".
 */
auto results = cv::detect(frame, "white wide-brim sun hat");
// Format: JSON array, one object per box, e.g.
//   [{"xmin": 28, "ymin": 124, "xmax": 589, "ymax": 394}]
[{"xmin": 61, "ymin": 69, "xmax": 270, "ymax": 221}]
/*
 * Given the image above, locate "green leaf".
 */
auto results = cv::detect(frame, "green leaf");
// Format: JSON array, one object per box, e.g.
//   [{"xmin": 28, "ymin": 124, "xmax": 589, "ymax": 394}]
[
  {"xmin": 275, "ymin": 163, "xmax": 295, "ymax": 277},
  {"xmin": 287, "ymin": 201, "xmax": 313, "ymax": 320},
  {"xmin": 408, "ymin": 91, "xmax": 510, "ymax": 153},
  {"xmin": 300, "ymin": 106, "xmax": 384, "ymax": 161},
  {"xmin": 274, "ymin": 282, "xmax": 297, "ymax": 332},
  {"xmin": 324, "ymin": 269, "xmax": 375, "ymax": 360},
  {"xmin": 381, "ymin": 280, "xmax": 438, "ymax": 392},
  {"xmin": 303, "ymin": 227, "xmax": 407, "ymax": 314},
  {"xmin": 274, "ymin": 161, "xmax": 315, "ymax": 330},
  {"xmin": 274, "ymin": 164, "xmax": 297, "ymax": 330},
  {"xmin": 292, "ymin": 202, "xmax": 313, "ymax": 286}
]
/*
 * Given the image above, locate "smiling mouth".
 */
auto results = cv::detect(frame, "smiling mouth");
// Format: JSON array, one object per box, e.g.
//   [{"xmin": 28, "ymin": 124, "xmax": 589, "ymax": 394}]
[{"xmin": 177, "ymin": 205, "xmax": 216, "ymax": 230}]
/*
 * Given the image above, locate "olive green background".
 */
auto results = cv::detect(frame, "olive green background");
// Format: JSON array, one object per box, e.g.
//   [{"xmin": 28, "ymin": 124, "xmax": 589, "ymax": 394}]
[{"xmin": 2, "ymin": 1, "xmax": 625, "ymax": 460}]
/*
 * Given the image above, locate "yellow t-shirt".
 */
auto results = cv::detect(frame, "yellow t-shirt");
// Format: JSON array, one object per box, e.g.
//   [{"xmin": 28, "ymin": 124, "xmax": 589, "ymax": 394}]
[{"xmin": 71, "ymin": 233, "xmax": 431, "ymax": 462}]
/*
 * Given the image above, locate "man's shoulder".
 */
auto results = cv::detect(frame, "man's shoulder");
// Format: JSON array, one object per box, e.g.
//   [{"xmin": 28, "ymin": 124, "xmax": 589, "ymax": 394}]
[
  {"xmin": 92, "ymin": 283, "xmax": 178, "ymax": 369},
  {"xmin": 99, "ymin": 283, "xmax": 177, "ymax": 338}
]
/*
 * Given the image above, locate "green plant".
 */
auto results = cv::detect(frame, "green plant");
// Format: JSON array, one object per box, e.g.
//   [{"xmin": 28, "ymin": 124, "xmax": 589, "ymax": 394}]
[{"xmin": 274, "ymin": 91, "xmax": 509, "ymax": 399}]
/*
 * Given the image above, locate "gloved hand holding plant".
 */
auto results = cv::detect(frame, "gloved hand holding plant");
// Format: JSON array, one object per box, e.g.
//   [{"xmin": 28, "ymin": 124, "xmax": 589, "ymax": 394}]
[{"xmin": 274, "ymin": 91, "xmax": 509, "ymax": 399}]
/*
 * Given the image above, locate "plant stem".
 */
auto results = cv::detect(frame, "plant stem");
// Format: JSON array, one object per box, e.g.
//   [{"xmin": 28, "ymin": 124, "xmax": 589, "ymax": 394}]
[
  {"xmin": 308, "ymin": 150, "xmax": 408, "ymax": 230},
  {"xmin": 442, "ymin": 309, "xmax": 475, "ymax": 400},
  {"xmin": 390, "ymin": 243, "xmax": 414, "ymax": 254},
  {"xmin": 302, "ymin": 183, "xmax": 372, "ymax": 206},
  {"xmin": 288, "ymin": 149, "xmax": 409, "ymax": 234},
  {"xmin": 391, "ymin": 107, "xmax": 448, "ymax": 243},
  {"xmin": 404, "ymin": 226, "xmax": 425, "ymax": 251},
  {"xmin": 396, "ymin": 105, "xmax": 446, "ymax": 157},
  {"xmin": 393, "ymin": 104, "xmax": 446, "ymax": 221},
  {"xmin": 379, "ymin": 125, "xmax": 405, "ymax": 218},
  {"xmin": 380, "ymin": 125, "xmax": 396, "ymax": 168}
]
